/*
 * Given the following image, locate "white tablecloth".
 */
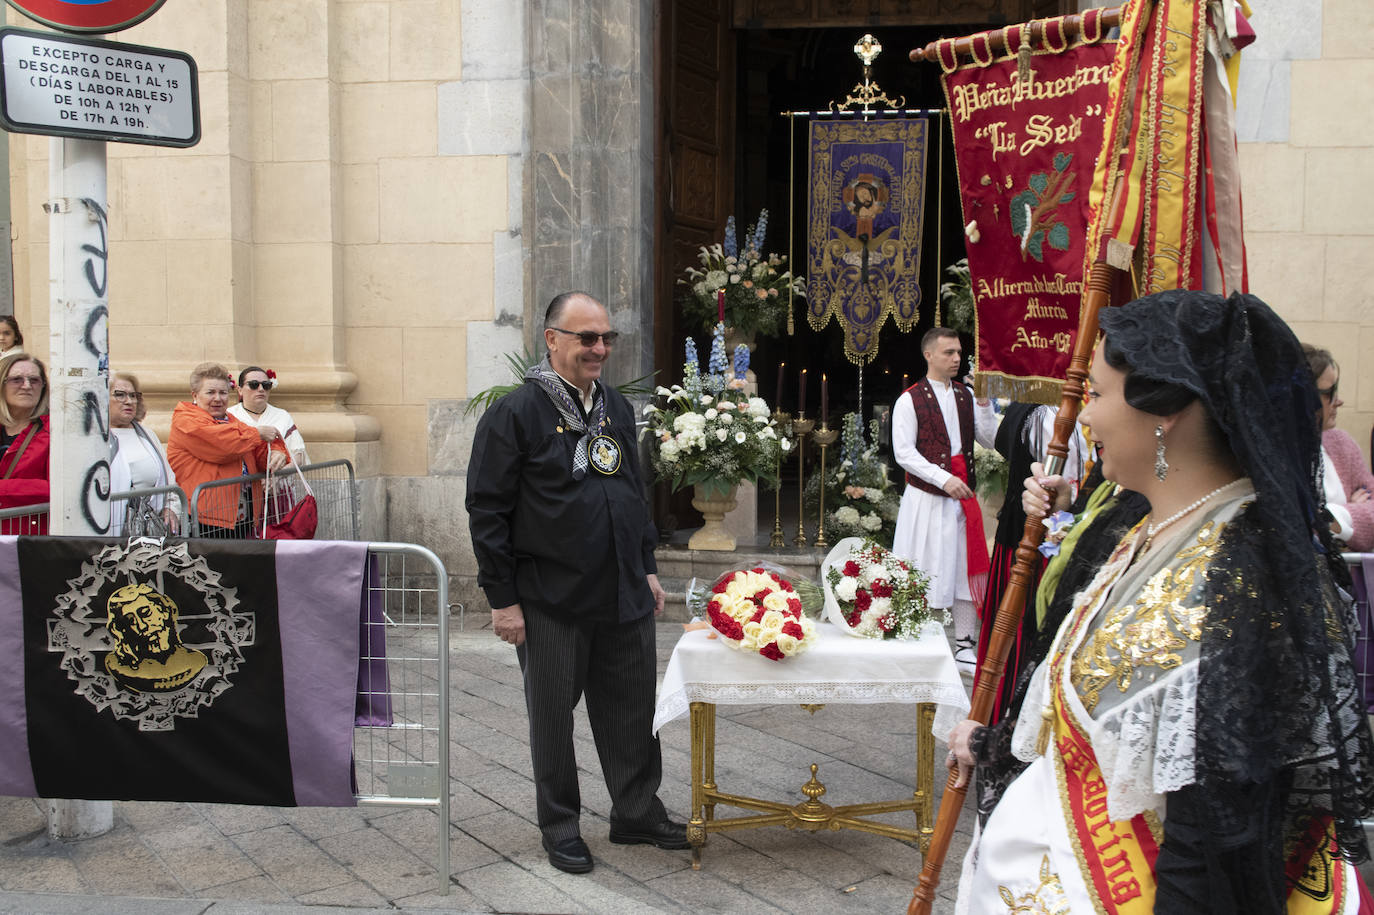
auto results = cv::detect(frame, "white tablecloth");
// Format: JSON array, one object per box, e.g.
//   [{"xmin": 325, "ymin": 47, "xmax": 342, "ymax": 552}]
[{"xmin": 652, "ymin": 620, "xmax": 971, "ymax": 741}]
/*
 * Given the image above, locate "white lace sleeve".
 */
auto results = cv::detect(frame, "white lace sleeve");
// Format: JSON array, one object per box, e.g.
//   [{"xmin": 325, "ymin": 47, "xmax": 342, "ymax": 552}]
[
  {"xmin": 1090, "ymin": 665, "xmax": 1198, "ymax": 823},
  {"xmin": 1010, "ymin": 661, "xmax": 1051, "ymax": 762}
]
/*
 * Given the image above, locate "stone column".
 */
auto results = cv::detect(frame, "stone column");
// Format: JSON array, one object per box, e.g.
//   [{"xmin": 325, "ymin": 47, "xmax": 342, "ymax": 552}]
[{"xmin": 527, "ymin": 0, "xmax": 657, "ymax": 384}]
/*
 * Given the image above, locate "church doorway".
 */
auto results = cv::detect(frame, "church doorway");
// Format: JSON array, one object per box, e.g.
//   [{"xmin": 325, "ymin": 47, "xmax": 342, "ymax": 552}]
[{"xmin": 652, "ymin": 1, "xmax": 1077, "ymax": 538}]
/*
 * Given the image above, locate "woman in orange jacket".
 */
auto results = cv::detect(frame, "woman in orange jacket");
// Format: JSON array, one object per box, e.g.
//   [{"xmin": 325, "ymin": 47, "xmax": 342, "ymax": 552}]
[{"xmin": 167, "ymin": 362, "xmax": 288, "ymax": 536}]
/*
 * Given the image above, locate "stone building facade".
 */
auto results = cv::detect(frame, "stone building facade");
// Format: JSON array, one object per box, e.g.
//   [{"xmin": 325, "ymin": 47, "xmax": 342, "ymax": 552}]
[{"xmin": 4, "ymin": 0, "xmax": 1369, "ymax": 607}]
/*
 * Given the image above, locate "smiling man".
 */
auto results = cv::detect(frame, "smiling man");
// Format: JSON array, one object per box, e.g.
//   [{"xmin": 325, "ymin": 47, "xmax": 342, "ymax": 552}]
[{"xmin": 466, "ymin": 291, "xmax": 687, "ymax": 874}]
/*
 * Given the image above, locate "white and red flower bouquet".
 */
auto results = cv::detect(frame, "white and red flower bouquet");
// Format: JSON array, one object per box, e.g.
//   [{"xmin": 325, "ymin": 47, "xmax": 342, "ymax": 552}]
[
  {"xmin": 687, "ymin": 564, "xmax": 819, "ymax": 661},
  {"xmin": 821, "ymin": 537, "xmax": 937, "ymax": 640}
]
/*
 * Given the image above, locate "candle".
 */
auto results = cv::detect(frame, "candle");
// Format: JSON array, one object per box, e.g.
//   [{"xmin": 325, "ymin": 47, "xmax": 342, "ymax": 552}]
[
  {"xmin": 775, "ymin": 362, "xmax": 785, "ymax": 409},
  {"xmin": 798, "ymin": 369, "xmax": 807, "ymax": 418},
  {"xmin": 821, "ymin": 373, "xmax": 829, "ymax": 425},
  {"xmin": 717, "ymin": 288, "xmax": 725, "ymax": 325}
]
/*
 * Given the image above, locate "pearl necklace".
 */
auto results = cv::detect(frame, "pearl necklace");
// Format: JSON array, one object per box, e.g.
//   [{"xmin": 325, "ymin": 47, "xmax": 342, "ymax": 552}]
[{"xmin": 1142, "ymin": 478, "xmax": 1247, "ymax": 550}]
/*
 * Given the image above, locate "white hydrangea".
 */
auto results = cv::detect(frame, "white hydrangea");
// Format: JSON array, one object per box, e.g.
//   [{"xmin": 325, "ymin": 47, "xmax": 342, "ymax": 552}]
[
  {"xmin": 834, "ymin": 506, "xmax": 861, "ymax": 526},
  {"xmin": 746, "ymin": 397, "xmax": 771, "ymax": 419},
  {"xmin": 674, "ymin": 412, "xmax": 705, "ymax": 433},
  {"xmin": 660, "ymin": 440, "xmax": 680, "ymax": 462},
  {"xmin": 860, "ymin": 512, "xmax": 883, "ymax": 532}
]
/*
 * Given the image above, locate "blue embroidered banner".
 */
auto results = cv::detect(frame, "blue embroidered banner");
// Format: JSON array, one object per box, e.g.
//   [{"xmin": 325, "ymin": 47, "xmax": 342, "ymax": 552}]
[{"xmin": 805, "ymin": 118, "xmax": 928, "ymax": 365}]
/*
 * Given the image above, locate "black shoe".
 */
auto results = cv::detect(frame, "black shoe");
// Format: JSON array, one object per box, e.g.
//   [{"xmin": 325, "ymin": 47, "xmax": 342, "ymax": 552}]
[
  {"xmin": 608, "ymin": 818, "xmax": 691, "ymax": 850},
  {"xmin": 542, "ymin": 834, "xmax": 593, "ymax": 874}
]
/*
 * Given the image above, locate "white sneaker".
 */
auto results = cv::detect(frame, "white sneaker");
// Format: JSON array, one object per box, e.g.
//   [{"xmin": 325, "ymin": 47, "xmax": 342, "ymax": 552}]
[{"xmin": 953, "ymin": 636, "xmax": 977, "ymax": 676}]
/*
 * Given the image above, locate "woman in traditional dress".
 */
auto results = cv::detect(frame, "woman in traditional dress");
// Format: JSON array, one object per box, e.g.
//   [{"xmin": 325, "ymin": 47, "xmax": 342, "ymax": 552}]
[{"xmin": 947, "ymin": 290, "xmax": 1374, "ymax": 913}]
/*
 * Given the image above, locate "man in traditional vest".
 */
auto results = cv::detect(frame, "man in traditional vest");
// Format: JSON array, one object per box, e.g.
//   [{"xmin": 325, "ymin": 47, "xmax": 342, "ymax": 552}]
[{"xmin": 891, "ymin": 327, "xmax": 997, "ymax": 674}]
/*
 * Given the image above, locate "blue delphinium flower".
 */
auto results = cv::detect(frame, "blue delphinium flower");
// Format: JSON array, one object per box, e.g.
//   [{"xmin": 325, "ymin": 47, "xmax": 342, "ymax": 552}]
[
  {"xmin": 723, "ymin": 216, "xmax": 738, "ymax": 259},
  {"xmin": 733, "ymin": 344, "xmax": 750, "ymax": 381},
  {"xmin": 685, "ymin": 337, "xmax": 699, "ymax": 375},
  {"xmin": 751, "ymin": 209, "xmax": 768, "ymax": 253},
  {"xmin": 707, "ymin": 322, "xmax": 728, "ymax": 377}
]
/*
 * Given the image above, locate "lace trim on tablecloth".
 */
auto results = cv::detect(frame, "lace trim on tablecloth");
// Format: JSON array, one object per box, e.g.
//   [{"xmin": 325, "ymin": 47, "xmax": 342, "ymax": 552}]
[{"xmin": 652, "ymin": 680, "xmax": 971, "ymax": 740}]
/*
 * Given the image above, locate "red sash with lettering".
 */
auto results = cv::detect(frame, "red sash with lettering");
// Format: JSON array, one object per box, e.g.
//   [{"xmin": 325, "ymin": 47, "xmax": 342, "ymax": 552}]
[{"xmin": 1054, "ymin": 671, "xmax": 1356, "ymax": 914}]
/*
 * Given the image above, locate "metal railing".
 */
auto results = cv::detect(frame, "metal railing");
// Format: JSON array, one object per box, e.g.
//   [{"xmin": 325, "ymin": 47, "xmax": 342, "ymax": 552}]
[
  {"xmin": 0, "ymin": 501, "xmax": 47, "ymax": 534},
  {"xmin": 355, "ymin": 542, "xmax": 451, "ymax": 894},
  {"xmin": 109, "ymin": 484, "xmax": 190, "ymax": 537},
  {"xmin": 188, "ymin": 459, "xmax": 358, "ymax": 540}
]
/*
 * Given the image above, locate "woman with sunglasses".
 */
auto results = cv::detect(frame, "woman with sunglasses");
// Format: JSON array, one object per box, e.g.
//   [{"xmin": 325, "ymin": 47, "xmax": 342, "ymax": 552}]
[
  {"xmin": 0, "ymin": 352, "xmax": 50, "ymax": 533},
  {"xmin": 228, "ymin": 366, "xmax": 309, "ymax": 466},
  {"xmin": 108, "ymin": 371, "xmax": 181, "ymax": 536},
  {"xmin": 1305, "ymin": 345, "xmax": 1374, "ymax": 552}
]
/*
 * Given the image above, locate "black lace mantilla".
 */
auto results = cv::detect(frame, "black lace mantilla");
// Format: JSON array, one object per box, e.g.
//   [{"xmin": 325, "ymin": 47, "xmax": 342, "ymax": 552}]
[{"xmin": 1100, "ymin": 291, "xmax": 1374, "ymax": 862}]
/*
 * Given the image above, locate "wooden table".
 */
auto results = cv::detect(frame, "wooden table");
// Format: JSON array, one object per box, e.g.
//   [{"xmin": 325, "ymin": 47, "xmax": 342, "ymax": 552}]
[{"xmin": 652, "ymin": 621, "xmax": 970, "ymax": 868}]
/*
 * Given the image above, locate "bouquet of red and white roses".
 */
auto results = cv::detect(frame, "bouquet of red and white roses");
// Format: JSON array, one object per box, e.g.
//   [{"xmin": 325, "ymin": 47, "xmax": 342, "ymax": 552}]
[
  {"xmin": 688, "ymin": 565, "xmax": 819, "ymax": 661},
  {"xmin": 822, "ymin": 538, "xmax": 937, "ymax": 640}
]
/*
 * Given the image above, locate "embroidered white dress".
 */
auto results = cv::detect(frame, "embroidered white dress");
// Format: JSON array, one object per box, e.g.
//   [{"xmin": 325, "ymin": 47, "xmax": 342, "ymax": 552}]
[{"xmin": 955, "ymin": 486, "xmax": 1361, "ymax": 914}]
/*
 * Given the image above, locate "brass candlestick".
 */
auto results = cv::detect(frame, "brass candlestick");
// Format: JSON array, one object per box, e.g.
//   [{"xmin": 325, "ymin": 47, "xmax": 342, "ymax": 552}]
[
  {"xmin": 770, "ymin": 410, "xmax": 792, "ymax": 548},
  {"xmin": 811, "ymin": 422, "xmax": 839, "ymax": 549},
  {"xmin": 791, "ymin": 417, "xmax": 814, "ymax": 547}
]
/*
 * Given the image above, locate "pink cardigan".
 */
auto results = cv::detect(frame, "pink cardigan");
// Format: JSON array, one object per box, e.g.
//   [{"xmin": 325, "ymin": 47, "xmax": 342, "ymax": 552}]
[{"xmin": 1324, "ymin": 428, "xmax": 1374, "ymax": 552}]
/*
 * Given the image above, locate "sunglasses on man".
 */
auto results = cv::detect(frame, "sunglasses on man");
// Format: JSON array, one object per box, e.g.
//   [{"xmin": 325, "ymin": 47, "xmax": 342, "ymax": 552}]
[{"xmin": 548, "ymin": 327, "xmax": 619, "ymax": 347}]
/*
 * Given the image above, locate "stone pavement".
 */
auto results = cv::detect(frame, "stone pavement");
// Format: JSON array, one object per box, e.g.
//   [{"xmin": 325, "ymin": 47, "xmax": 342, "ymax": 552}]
[{"xmin": 0, "ymin": 622, "xmax": 974, "ymax": 914}]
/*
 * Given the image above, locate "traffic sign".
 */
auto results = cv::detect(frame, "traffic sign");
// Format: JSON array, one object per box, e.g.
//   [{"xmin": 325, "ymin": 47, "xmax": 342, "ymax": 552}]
[
  {"xmin": 4, "ymin": 0, "xmax": 166, "ymax": 34},
  {"xmin": 0, "ymin": 28, "xmax": 199, "ymax": 147}
]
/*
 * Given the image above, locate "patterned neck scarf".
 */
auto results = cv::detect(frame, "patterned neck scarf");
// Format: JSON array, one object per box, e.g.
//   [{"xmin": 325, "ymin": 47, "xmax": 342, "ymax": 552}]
[{"xmin": 525, "ymin": 355, "xmax": 605, "ymax": 480}]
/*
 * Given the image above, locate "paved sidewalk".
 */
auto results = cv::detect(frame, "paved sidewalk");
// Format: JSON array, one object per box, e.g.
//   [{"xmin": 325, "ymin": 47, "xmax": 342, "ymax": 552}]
[{"xmin": 0, "ymin": 624, "xmax": 973, "ymax": 914}]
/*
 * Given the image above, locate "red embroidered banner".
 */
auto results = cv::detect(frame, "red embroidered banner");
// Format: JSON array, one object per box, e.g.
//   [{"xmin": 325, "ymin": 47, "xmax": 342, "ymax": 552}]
[{"xmin": 941, "ymin": 37, "xmax": 1116, "ymax": 403}]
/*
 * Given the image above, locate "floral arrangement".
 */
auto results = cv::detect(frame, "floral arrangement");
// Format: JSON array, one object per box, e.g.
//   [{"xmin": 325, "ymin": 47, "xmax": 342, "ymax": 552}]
[
  {"xmin": 679, "ymin": 210, "xmax": 804, "ymax": 336},
  {"xmin": 973, "ymin": 441, "xmax": 1008, "ymax": 501},
  {"xmin": 694, "ymin": 566, "xmax": 818, "ymax": 661},
  {"xmin": 804, "ymin": 412, "xmax": 901, "ymax": 543},
  {"xmin": 643, "ymin": 323, "xmax": 788, "ymax": 498},
  {"xmin": 821, "ymin": 538, "xmax": 937, "ymax": 640}
]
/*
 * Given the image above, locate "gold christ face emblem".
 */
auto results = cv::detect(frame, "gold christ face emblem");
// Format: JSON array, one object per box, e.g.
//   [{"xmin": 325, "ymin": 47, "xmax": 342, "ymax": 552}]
[{"xmin": 589, "ymin": 435, "xmax": 621, "ymax": 474}]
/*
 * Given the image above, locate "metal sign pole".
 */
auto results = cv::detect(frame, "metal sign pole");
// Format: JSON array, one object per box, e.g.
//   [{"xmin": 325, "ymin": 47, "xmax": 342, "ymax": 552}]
[{"xmin": 45, "ymin": 133, "xmax": 112, "ymax": 839}]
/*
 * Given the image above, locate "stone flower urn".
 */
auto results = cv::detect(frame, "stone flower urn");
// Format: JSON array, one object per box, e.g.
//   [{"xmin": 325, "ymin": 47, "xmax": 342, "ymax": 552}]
[{"xmin": 688, "ymin": 482, "xmax": 740, "ymax": 551}]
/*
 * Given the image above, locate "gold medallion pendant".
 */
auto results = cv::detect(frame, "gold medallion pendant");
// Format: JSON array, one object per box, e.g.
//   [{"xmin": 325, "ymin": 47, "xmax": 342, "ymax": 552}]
[{"xmin": 588, "ymin": 434, "xmax": 621, "ymax": 474}]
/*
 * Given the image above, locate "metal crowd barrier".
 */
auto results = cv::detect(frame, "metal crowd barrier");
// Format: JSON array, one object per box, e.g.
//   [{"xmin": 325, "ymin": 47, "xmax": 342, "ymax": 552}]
[
  {"xmin": 0, "ymin": 501, "xmax": 47, "ymax": 534},
  {"xmin": 356, "ymin": 542, "xmax": 451, "ymax": 894},
  {"xmin": 109, "ymin": 484, "xmax": 190, "ymax": 537},
  {"xmin": 188, "ymin": 459, "xmax": 359, "ymax": 540}
]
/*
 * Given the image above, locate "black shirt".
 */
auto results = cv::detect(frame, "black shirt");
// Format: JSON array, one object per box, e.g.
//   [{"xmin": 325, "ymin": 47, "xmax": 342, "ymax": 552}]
[{"xmin": 466, "ymin": 379, "xmax": 657, "ymax": 622}]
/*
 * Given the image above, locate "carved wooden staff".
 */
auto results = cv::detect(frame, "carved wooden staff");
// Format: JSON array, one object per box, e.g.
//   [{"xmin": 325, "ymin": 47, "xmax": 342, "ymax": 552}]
[
  {"xmin": 904, "ymin": 261, "xmax": 1117, "ymax": 915},
  {"xmin": 905, "ymin": 9, "xmax": 1127, "ymax": 913}
]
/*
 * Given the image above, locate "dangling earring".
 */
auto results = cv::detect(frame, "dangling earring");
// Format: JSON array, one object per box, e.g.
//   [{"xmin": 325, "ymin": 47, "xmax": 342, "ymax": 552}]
[{"xmin": 1154, "ymin": 425, "xmax": 1168, "ymax": 481}]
